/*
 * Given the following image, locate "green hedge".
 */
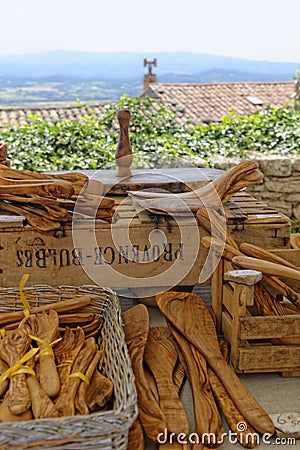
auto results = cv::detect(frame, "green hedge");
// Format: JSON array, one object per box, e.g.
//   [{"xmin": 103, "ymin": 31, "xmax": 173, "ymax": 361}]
[{"xmin": 1, "ymin": 95, "xmax": 300, "ymax": 172}]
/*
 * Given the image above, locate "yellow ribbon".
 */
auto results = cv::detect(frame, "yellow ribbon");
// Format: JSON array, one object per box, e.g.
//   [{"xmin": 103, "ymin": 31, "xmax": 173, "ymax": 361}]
[
  {"xmin": 59, "ymin": 359, "xmax": 89, "ymax": 393},
  {"xmin": 29, "ymin": 335, "xmax": 62, "ymax": 359},
  {"xmin": 19, "ymin": 274, "xmax": 31, "ymax": 317},
  {"xmin": 0, "ymin": 347, "xmax": 38, "ymax": 383}
]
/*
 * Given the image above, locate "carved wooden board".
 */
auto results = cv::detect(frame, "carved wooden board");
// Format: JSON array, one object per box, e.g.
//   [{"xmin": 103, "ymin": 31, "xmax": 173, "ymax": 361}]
[{"xmin": 82, "ymin": 168, "xmax": 223, "ymax": 195}]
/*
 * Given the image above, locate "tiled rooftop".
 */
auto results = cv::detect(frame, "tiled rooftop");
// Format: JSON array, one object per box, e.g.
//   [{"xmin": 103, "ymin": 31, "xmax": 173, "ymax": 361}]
[
  {"xmin": 141, "ymin": 81, "xmax": 296, "ymax": 124},
  {"xmin": 0, "ymin": 81, "xmax": 296, "ymax": 129},
  {"xmin": 0, "ymin": 103, "xmax": 109, "ymax": 130}
]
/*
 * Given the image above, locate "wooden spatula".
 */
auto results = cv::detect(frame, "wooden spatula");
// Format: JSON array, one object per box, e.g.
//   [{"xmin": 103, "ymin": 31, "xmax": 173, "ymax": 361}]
[
  {"xmin": 122, "ymin": 305, "xmax": 167, "ymax": 442},
  {"xmin": 144, "ymin": 327, "xmax": 189, "ymax": 435},
  {"xmin": 156, "ymin": 292, "xmax": 275, "ymax": 436},
  {"xmin": 166, "ymin": 319, "xmax": 223, "ymax": 447}
]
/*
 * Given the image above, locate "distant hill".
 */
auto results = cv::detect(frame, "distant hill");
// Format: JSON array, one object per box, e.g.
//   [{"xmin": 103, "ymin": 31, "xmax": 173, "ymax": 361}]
[
  {"xmin": 0, "ymin": 51, "xmax": 298, "ymax": 105},
  {"xmin": 0, "ymin": 50, "xmax": 297, "ymax": 79}
]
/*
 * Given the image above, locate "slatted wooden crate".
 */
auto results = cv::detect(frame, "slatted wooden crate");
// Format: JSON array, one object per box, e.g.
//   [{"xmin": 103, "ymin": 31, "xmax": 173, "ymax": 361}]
[{"xmin": 212, "ymin": 249, "xmax": 300, "ymax": 376}]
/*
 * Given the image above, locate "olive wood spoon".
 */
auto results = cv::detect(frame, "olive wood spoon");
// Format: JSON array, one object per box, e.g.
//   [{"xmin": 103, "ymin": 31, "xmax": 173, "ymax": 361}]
[
  {"xmin": 166, "ymin": 320, "xmax": 223, "ymax": 448},
  {"xmin": 144, "ymin": 327, "xmax": 189, "ymax": 435},
  {"xmin": 0, "ymin": 326, "xmax": 32, "ymax": 415},
  {"xmin": 156, "ymin": 292, "xmax": 275, "ymax": 436},
  {"xmin": 122, "ymin": 304, "xmax": 167, "ymax": 442}
]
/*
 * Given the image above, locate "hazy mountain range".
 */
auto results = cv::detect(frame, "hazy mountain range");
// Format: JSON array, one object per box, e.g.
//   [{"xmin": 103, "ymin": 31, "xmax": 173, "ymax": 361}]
[{"xmin": 0, "ymin": 51, "xmax": 298, "ymax": 105}]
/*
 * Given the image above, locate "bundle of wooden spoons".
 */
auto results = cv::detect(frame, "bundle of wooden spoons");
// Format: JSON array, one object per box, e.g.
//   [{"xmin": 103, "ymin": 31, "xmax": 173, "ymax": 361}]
[
  {"xmin": 129, "ymin": 160, "xmax": 263, "ymax": 215},
  {"xmin": 0, "ymin": 164, "xmax": 116, "ymax": 231}
]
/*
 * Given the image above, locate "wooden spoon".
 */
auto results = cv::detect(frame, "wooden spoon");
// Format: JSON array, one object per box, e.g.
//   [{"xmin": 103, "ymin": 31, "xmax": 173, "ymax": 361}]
[
  {"xmin": 144, "ymin": 327, "xmax": 189, "ymax": 435},
  {"xmin": 166, "ymin": 320, "xmax": 223, "ymax": 448},
  {"xmin": 54, "ymin": 337, "xmax": 97, "ymax": 417},
  {"xmin": 122, "ymin": 304, "xmax": 167, "ymax": 442},
  {"xmin": 0, "ymin": 326, "xmax": 31, "ymax": 415},
  {"xmin": 54, "ymin": 326, "xmax": 85, "ymax": 386},
  {"xmin": 22, "ymin": 310, "xmax": 61, "ymax": 397},
  {"xmin": 156, "ymin": 292, "xmax": 275, "ymax": 436}
]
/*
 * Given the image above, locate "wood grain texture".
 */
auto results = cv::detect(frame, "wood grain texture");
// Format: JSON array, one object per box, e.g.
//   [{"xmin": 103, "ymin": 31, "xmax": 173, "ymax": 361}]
[
  {"xmin": 122, "ymin": 305, "xmax": 167, "ymax": 442},
  {"xmin": 208, "ymin": 368, "xmax": 258, "ymax": 448},
  {"xmin": 166, "ymin": 320, "xmax": 223, "ymax": 448},
  {"xmin": 232, "ymin": 256, "xmax": 300, "ymax": 281},
  {"xmin": 156, "ymin": 291, "xmax": 275, "ymax": 436},
  {"xmin": 240, "ymin": 242, "xmax": 300, "ymax": 271},
  {"xmin": 144, "ymin": 327, "xmax": 189, "ymax": 435}
]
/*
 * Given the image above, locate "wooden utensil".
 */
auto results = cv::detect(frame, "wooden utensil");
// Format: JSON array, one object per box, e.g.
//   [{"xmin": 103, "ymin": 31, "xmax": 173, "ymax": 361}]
[
  {"xmin": 0, "ymin": 326, "xmax": 31, "ymax": 415},
  {"xmin": 127, "ymin": 418, "xmax": 145, "ymax": 450},
  {"xmin": 262, "ymin": 274, "xmax": 300, "ymax": 310},
  {"xmin": 144, "ymin": 327, "xmax": 189, "ymax": 435},
  {"xmin": 0, "ymin": 200, "xmax": 61, "ymax": 231},
  {"xmin": 156, "ymin": 291, "xmax": 275, "ymax": 436},
  {"xmin": 130, "ymin": 160, "xmax": 263, "ymax": 213},
  {"xmin": 23, "ymin": 310, "xmax": 60, "ymax": 397},
  {"xmin": 54, "ymin": 326, "xmax": 85, "ymax": 386},
  {"xmin": 122, "ymin": 304, "xmax": 167, "ymax": 442},
  {"xmin": 86, "ymin": 368, "xmax": 114, "ymax": 411},
  {"xmin": 207, "ymin": 368, "xmax": 258, "ymax": 449},
  {"xmin": 115, "ymin": 109, "xmax": 133, "ymax": 177},
  {"xmin": 144, "ymin": 349, "xmax": 189, "ymax": 450},
  {"xmin": 240, "ymin": 243, "xmax": 300, "ymax": 271},
  {"xmin": 26, "ymin": 374, "xmax": 60, "ymax": 419},
  {"xmin": 0, "ymin": 296, "xmax": 92, "ymax": 327},
  {"xmin": 166, "ymin": 319, "xmax": 223, "ymax": 447},
  {"xmin": 54, "ymin": 337, "xmax": 97, "ymax": 417},
  {"xmin": 75, "ymin": 350, "xmax": 101, "ymax": 415},
  {"xmin": 232, "ymin": 256, "xmax": 300, "ymax": 281}
]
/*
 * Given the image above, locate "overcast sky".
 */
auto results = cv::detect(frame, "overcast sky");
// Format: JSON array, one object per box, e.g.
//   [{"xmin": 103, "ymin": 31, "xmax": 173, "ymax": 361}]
[{"xmin": 0, "ymin": 0, "xmax": 299, "ymax": 62}]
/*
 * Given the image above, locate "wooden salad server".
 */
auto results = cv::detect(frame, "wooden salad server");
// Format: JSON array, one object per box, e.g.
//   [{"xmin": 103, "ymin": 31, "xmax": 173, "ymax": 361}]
[
  {"xmin": 144, "ymin": 327, "xmax": 189, "ymax": 435},
  {"xmin": 75, "ymin": 350, "xmax": 101, "ymax": 415},
  {"xmin": 22, "ymin": 310, "xmax": 61, "ymax": 398},
  {"xmin": 166, "ymin": 320, "xmax": 223, "ymax": 448},
  {"xmin": 0, "ymin": 178, "xmax": 74, "ymax": 199},
  {"xmin": 156, "ymin": 292, "xmax": 275, "ymax": 436},
  {"xmin": 54, "ymin": 337, "xmax": 97, "ymax": 417},
  {"xmin": 115, "ymin": 109, "xmax": 133, "ymax": 177},
  {"xmin": 54, "ymin": 326, "xmax": 85, "ymax": 386},
  {"xmin": 0, "ymin": 163, "xmax": 88, "ymax": 196},
  {"xmin": 129, "ymin": 160, "xmax": 263, "ymax": 213},
  {"xmin": 86, "ymin": 368, "xmax": 114, "ymax": 411},
  {"xmin": 144, "ymin": 349, "xmax": 189, "ymax": 450},
  {"xmin": 26, "ymin": 373, "xmax": 59, "ymax": 419},
  {"xmin": 122, "ymin": 304, "xmax": 167, "ymax": 442},
  {"xmin": 0, "ymin": 326, "xmax": 32, "ymax": 415}
]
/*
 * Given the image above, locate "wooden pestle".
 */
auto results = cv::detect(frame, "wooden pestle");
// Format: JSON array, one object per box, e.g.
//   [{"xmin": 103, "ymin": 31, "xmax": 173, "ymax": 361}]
[{"xmin": 115, "ymin": 109, "xmax": 133, "ymax": 177}]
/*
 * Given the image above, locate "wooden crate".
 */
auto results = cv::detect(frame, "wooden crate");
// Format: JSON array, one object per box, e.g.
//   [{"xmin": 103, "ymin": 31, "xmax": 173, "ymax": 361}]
[
  {"xmin": 0, "ymin": 193, "xmax": 290, "ymax": 289},
  {"xmin": 212, "ymin": 249, "xmax": 300, "ymax": 376}
]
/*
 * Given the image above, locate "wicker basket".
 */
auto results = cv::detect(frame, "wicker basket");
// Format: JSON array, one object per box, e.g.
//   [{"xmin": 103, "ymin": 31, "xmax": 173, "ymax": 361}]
[{"xmin": 0, "ymin": 285, "xmax": 138, "ymax": 450}]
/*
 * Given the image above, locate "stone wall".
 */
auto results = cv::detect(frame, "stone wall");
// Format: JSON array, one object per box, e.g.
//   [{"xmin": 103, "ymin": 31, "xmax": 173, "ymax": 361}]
[{"xmin": 211, "ymin": 155, "xmax": 300, "ymax": 219}]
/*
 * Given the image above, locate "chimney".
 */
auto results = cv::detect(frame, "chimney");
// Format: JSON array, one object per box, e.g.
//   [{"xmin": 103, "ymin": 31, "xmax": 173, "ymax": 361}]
[{"xmin": 143, "ymin": 58, "xmax": 157, "ymax": 90}]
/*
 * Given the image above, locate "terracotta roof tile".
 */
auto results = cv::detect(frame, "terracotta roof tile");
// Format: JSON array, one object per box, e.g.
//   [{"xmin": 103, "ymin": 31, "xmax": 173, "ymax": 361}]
[
  {"xmin": 142, "ymin": 81, "xmax": 295, "ymax": 124},
  {"xmin": 0, "ymin": 103, "xmax": 108, "ymax": 130}
]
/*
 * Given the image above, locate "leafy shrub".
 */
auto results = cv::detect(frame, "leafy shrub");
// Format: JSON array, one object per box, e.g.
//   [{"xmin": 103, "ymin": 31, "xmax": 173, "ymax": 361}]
[{"xmin": 1, "ymin": 95, "xmax": 299, "ymax": 172}]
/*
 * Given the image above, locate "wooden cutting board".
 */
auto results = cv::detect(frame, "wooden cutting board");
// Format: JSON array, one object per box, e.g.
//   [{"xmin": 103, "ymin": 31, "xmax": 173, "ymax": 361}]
[{"xmin": 82, "ymin": 168, "xmax": 223, "ymax": 195}]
